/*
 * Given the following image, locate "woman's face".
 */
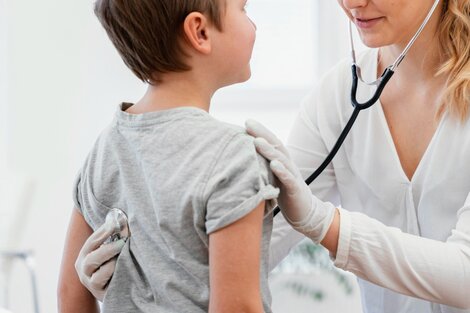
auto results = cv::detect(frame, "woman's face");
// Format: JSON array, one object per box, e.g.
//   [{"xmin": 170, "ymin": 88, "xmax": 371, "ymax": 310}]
[{"xmin": 337, "ymin": 0, "xmax": 442, "ymax": 48}]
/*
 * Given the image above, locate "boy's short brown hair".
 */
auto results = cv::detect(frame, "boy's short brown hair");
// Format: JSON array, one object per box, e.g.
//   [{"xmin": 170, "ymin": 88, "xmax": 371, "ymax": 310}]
[{"xmin": 94, "ymin": 0, "xmax": 225, "ymax": 83}]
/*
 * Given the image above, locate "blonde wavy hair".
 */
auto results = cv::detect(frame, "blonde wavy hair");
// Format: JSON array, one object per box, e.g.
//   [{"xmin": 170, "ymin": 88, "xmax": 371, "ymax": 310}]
[{"xmin": 437, "ymin": 0, "xmax": 470, "ymax": 121}]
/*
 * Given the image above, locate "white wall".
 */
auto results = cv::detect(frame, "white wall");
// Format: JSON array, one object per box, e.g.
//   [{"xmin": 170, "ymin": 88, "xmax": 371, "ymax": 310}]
[
  {"xmin": 1, "ymin": 1, "xmax": 358, "ymax": 312},
  {"xmin": 2, "ymin": 1, "xmax": 143, "ymax": 312},
  {"xmin": 316, "ymin": 1, "xmax": 351, "ymax": 73},
  {"xmin": 211, "ymin": 0, "xmax": 321, "ymax": 141},
  {"xmin": 0, "ymin": 0, "xmax": 7, "ymax": 176},
  {"xmin": 0, "ymin": 0, "xmax": 11, "ymax": 306}
]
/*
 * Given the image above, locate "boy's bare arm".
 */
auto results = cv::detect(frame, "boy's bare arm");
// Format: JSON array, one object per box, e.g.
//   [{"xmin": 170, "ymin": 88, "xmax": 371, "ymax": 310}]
[
  {"xmin": 58, "ymin": 209, "xmax": 100, "ymax": 313},
  {"xmin": 208, "ymin": 201, "xmax": 266, "ymax": 313}
]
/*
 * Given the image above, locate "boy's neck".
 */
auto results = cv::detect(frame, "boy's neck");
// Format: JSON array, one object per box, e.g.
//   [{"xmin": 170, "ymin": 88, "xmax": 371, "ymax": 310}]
[{"xmin": 128, "ymin": 72, "xmax": 217, "ymax": 114}]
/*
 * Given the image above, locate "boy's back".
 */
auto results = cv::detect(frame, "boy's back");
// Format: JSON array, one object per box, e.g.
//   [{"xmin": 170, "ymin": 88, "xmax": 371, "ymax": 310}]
[{"xmin": 73, "ymin": 103, "xmax": 278, "ymax": 312}]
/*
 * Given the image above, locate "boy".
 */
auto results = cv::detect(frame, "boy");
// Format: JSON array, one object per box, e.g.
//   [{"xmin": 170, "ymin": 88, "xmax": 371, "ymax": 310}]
[{"xmin": 57, "ymin": 0, "xmax": 279, "ymax": 312}]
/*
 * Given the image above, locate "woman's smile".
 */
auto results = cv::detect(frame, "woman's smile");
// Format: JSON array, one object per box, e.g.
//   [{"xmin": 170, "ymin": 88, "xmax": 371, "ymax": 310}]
[{"xmin": 354, "ymin": 16, "xmax": 384, "ymax": 30}]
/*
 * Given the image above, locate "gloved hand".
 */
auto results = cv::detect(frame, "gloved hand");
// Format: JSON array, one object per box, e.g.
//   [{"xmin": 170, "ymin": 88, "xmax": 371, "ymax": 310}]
[
  {"xmin": 245, "ymin": 119, "xmax": 337, "ymax": 243},
  {"xmin": 75, "ymin": 220, "xmax": 126, "ymax": 301}
]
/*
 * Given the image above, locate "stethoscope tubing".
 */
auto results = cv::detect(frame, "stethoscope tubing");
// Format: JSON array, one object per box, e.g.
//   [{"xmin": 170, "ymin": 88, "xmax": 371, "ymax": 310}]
[
  {"xmin": 272, "ymin": 0, "xmax": 440, "ymax": 217},
  {"xmin": 272, "ymin": 104, "xmax": 360, "ymax": 217},
  {"xmin": 272, "ymin": 66, "xmax": 395, "ymax": 217}
]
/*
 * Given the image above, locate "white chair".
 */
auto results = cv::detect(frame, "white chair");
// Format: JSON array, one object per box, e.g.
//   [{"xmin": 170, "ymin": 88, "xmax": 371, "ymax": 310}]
[{"xmin": 0, "ymin": 175, "xmax": 39, "ymax": 313}]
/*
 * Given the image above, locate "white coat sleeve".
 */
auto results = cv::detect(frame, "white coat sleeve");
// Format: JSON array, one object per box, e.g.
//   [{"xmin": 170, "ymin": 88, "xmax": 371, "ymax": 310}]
[
  {"xmin": 335, "ymin": 196, "xmax": 470, "ymax": 309},
  {"xmin": 269, "ymin": 92, "xmax": 341, "ymax": 271}
]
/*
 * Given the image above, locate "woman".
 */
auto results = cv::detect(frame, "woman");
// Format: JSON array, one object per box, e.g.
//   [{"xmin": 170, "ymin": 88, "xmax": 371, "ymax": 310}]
[{"xmin": 73, "ymin": 0, "xmax": 470, "ymax": 312}]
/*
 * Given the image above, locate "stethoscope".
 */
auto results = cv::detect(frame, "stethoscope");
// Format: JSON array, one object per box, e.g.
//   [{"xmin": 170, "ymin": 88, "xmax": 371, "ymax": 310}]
[
  {"xmin": 273, "ymin": 0, "xmax": 441, "ymax": 217},
  {"xmin": 104, "ymin": 208, "xmax": 130, "ymax": 243},
  {"xmin": 105, "ymin": 1, "xmax": 442, "ymax": 226}
]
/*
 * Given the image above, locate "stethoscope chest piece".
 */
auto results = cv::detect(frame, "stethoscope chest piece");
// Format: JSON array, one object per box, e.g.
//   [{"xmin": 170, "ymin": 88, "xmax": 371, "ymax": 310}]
[{"xmin": 105, "ymin": 208, "xmax": 130, "ymax": 243}]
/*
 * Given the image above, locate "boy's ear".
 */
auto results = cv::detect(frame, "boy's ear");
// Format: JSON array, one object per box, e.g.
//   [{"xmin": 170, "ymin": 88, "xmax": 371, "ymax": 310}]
[{"xmin": 183, "ymin": 12, "xmax": 212, "ymax": 55}]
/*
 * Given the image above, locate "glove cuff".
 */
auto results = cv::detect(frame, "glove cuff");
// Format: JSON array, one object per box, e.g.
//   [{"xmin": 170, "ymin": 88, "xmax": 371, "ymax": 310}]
[{"xmin": 284, "ymin": 195, "xmax": 336, "ymax": 243}]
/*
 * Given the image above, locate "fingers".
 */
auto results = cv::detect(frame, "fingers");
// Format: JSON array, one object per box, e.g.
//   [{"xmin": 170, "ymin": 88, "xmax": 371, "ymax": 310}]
[
  {"xmin": 270, "ymin": 160, "xmax": 300, "ymax": 197},
  {"xmin": 90, "ymin": 257, "xmax": 117, "ymax": 290},
  {"xmin": 82, "ymin": 239, "xmax": 125, "ymax": 277},
  {"xmin": 85, "ymin": 258, "xmax": 116, "ymax": 302},
  {"xmin": 254, "ymin": 137, "xmax": 300, "ymax": 178},
  {"xmin": 81, "ymin": 221, "xmax": 118, "ymax": 254},
  {"xmin": 245, "ymin": 119, "xmax": 290, "ymax": 156}
]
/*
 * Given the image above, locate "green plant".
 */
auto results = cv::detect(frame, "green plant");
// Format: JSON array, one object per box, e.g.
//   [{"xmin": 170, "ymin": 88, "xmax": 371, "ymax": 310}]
[{"xmin": 272, "ymin": 239, "xmax": 354, "ymax": 300}]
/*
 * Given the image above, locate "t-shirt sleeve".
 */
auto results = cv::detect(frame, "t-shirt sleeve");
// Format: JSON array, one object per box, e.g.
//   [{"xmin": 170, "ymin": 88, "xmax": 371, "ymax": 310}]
[
  {"xmin": 72, "ymin": 169, "xmax": 84, "ymax": 214},
  {"xmin": 204, "ymin": 132, "xmax": 280, "ymax": 234},
  {"xmin": 72, "ymin": 159, "xmax": 100, "ymax": 230}
]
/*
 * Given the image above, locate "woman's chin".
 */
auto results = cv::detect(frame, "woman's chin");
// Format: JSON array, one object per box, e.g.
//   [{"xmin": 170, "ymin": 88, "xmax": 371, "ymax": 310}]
[{"xmin": 359, "ymin": 35, "xmax": 390, "ymax": 49}]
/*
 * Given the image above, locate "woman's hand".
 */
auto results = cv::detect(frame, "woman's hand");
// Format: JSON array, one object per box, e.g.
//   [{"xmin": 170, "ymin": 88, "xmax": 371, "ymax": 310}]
[
  {"xmin": 245, "ymin": 119, "xmax": 337, "ymax": 243},
  {"xmin": 74, "ymin": 221, "xmax": 125, "ymax": 301}
]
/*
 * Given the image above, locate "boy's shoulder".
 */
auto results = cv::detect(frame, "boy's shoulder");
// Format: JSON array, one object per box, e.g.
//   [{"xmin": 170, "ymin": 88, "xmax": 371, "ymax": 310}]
[
  {"xmin": 206, "ymin": 117, "xmax": 257, "ymax": 151},
  {"xmin": 206, "ymin": 118, "xmax": 270, "ymax": 173},
  {"xmin": 194, "ymin": 116, "xmax": 268, "ymax": 173}
]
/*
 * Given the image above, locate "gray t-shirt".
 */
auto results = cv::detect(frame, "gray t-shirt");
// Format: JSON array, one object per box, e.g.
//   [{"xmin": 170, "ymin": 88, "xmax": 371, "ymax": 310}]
[{"xmin": 73, "ymin": 103, "xmax": 279, "ymax": 313}]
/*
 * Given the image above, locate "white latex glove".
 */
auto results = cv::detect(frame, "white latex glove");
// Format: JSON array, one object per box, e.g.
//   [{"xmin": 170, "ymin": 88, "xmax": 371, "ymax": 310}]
[
  {"xmin": 245, "ymin": 119, "xmax": 337, "ymax": 243},
  {"xmin": 75, "ymin": 221, "xmax": 126, "ymax": 301}
]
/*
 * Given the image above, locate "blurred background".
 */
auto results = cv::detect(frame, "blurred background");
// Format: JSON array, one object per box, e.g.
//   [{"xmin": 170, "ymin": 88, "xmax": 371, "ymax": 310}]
[{"xmin": 0, "ymin": 0, "xmax": 365, "ymax": 312}]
